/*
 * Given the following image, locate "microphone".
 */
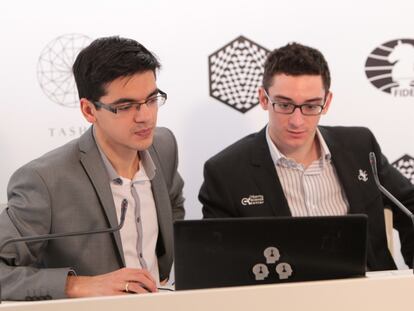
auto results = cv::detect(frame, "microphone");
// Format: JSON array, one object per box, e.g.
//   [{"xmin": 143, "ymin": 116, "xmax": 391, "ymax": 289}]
[
  {"xmin": 0, "ymin": 199, "xmax": 128, "ymax": 303},
  {"xmin": 369, "ymin": 152, "xmax": 414, "ymax": 270}
]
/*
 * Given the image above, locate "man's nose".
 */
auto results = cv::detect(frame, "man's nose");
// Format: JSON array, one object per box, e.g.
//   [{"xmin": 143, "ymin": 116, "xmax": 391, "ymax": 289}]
[
  {"xmin": 133, "ymin": 103, "xmax": 154, "ymax": 122},
  {"xmin": 288, "ymin": 107, "xmax": 305, "ymax": 126}
]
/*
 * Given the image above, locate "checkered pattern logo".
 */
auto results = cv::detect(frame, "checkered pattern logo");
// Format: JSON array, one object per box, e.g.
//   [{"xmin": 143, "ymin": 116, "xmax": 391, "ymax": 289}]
[
  {"xmin": 209, "ymin": 36, "xmax": 270, "ymax": 113},
  {"xmin": 392, "ymin": 154, "xmax": 414, "ymax": 184}
]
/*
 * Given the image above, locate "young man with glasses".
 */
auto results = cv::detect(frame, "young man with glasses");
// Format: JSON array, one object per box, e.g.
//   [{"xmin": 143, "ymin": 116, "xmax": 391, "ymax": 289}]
[
  {"xmin": 0, "ymin": 36, "xmax": 185, "ymax": 300},
  {"xmin": 199, "ymin": 42, "xmax": 414, "ymax": 271}
]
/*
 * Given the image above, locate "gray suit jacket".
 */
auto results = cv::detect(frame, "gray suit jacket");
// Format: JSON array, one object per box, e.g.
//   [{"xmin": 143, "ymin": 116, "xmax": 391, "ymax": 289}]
[{"xmin": 0, "ymin": 126, "xmax": 185, "ymax": 301}]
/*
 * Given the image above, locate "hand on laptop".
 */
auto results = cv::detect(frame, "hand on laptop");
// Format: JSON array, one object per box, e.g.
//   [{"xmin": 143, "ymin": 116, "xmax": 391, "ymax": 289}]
[{"xmin": 65, "ymin": 267, "xmax": 158, "ymax": 297}]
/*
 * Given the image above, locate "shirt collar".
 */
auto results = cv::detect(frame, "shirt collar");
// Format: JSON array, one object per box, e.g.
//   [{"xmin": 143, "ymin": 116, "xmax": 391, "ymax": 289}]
[
  {"xmin": 265, "ymin": 125, "xmax": 331, "ymax": 168},
  {"xmin": 93, "ymin": 126, "xmax": 156, "ymax": 183},
  {"xmin": 316, "ymin": 127, "xmax": 332, "ymax": 162}
]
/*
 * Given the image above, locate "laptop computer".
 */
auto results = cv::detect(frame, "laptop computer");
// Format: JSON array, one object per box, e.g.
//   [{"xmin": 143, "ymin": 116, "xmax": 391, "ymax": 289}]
[{"xmin": 174, "ymin": 215, "xmax": 367, "ymax": 290}]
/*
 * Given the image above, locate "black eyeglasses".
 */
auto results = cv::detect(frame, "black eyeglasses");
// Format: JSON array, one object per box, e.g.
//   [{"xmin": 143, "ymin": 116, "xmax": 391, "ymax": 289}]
[
  {"xmin": 92, "ymin": 89, "xmax": 167, "ymax": 114},
  {"xmin": 263, "ymin": 90, "xmax": 326, "ymax": 116}
]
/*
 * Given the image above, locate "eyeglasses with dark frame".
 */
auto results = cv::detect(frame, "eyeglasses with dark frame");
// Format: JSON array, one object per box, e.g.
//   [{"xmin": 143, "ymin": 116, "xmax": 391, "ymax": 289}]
[
  {"xmin": 263, "ymin": 89, "xmax": 326, "ymax": 116},
  {"xmin": 92, "ymin": 89, "xmax": 167, "ymax": 114}
]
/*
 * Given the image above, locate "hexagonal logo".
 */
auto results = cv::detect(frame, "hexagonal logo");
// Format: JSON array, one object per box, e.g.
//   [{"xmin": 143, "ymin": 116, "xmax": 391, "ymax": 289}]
[
  {"xmin": 392, "ymin": 154, "xmax": 414, "ymax": 184},
  {"xmin": 37, "ymin": 33, "xmax": 92, "ymax": 108},
  {"xmin": 365, "ymin": 39, "xmax": 414, "ymax": 97},
  {"xmin": 209, "ymin": 36, "xmax": 270, "ymax": 113}
]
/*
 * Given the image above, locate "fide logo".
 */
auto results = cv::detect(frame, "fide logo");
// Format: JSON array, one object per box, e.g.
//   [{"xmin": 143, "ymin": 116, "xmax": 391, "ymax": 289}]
[
  {"xmin": 37, "ymin": 34, "xmax": 92, "ymax": 108},
  {"xmin": 365, "ymin": 39, "xmax": 414, "ymax": 97},
  {"xmin": 392, "ymin": 154, "xmax": 414, "ymax": 184},
  {"xmin": 209, "ymin": 36, "xmax": 270, "ymax": 113}
]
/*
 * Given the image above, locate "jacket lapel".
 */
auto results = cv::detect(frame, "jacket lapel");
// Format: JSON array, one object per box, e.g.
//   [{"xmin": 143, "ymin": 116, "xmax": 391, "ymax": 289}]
[
  {"xmin": 250, "ymin": 127, "xmax": 291, "ymax": 217},
  {"xmin": 319, "ymin": 127, "xmax": 365, "ymax": 214},
  {"xmin": 78, "ymin": 127, "xmax": 126, "ymax": 265},
  {"xmin": 148, "ymin": 145, "xmax": 172, "ymax": 257}
]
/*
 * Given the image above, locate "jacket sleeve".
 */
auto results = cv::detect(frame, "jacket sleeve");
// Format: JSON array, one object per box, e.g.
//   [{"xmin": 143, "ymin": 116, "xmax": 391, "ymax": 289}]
[
  {"xmin": 373, "ymin": 133, "xmax": 414, "ymax": 267},
  {"xmin": 199, "ymin": 159, "xmax": 238, "ymax": 218},
  {"xmin": 0, "ymin": 165, "xmax": 71, "ymax": 301}
]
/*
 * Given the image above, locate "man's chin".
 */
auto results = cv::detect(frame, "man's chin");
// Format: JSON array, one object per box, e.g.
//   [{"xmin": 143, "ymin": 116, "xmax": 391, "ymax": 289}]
[{"xmin": 132, "ymin": 136, "xmax": 154, "ymax": 151}]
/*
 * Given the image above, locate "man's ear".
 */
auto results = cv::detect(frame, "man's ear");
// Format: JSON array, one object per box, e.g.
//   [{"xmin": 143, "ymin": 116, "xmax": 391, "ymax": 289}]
[
  {"xmin": 258, "ymin": 87, "xmax": 269, "ymax": 111},
  {"xmin": 80, "ymin": 98, "xmax": 97, "ymax": 123},
  {"xmin": 322, "ymin": 91, "xmax": 333, "ymax": 115}
]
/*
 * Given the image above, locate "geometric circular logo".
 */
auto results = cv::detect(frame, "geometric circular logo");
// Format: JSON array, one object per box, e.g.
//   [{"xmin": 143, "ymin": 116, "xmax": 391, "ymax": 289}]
[
  {"xmin": 392, "ymin": 154, "xmax": 414, "ymax": 184},
  {"xmin": 209, "ymin": 36, "xmax": 270, "ymax": 113},
  {"xmin": 37, "ymin": 33, "xmax": 92, "ymax": 108},
  {"xmin": 365, "ymin": 39, "xmax": 414, "ymax": 97}
]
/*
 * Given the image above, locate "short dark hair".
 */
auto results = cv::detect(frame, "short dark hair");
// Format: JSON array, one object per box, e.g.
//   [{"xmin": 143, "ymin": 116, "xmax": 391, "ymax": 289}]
[
  {"xmin": 73, "ymin": 36, "xmax": 161, "ymax": 101},
  {"xmin": 262, "ymin": 42, "xmax": 331, "ymax": 92}
]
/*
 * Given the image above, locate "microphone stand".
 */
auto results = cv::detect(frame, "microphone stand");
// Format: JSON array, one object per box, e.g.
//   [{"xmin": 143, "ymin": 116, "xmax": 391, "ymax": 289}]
[
  {"xmin": 369, "ymin": 152, "xmax": 414, "ymax": 272},
  {"xmin": 0, "ymin": 200, "xmax": 127, "ymax": 303}
]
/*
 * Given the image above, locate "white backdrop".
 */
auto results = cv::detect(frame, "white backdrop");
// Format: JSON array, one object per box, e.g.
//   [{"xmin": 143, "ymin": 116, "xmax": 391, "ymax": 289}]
[{"xmin": 1, "ymin": 0, "xmax": 413, "ymax": 267}]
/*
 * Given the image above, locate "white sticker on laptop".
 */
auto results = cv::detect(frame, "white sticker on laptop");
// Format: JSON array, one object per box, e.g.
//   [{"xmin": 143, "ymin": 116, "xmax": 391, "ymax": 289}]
[
  {"xmin": 264, "ymin": 246, "xmax": 280, "ymax": 264},
  {"xmin": 276, "ymin": 262, "xmax": 293, "ymax": 280},
  {"xmin": 252, "ymin": 264, "xmax": 269, "ymax": 280}
]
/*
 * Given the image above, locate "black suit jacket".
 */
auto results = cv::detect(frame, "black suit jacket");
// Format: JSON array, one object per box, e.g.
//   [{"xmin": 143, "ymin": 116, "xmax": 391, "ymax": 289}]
[{"xmin": 199, "ymin": 126, "xmax": 414, "ymax": 270}]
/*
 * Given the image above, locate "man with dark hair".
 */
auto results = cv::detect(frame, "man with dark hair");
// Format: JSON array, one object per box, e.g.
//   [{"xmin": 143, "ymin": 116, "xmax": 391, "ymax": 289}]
[
  {"xmin": 199, "ymin": 42, "xmax": 414, "ymax": 271},
  {"xmin": 0, "ymin": 36, "xmax": 185, "ymax": 300}
]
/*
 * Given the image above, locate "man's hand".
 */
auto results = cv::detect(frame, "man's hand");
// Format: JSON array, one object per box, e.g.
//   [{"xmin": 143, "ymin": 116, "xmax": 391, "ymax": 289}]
[{"xmin": 65, "ymin": 267, "xmax": 158, "ymax": 297}]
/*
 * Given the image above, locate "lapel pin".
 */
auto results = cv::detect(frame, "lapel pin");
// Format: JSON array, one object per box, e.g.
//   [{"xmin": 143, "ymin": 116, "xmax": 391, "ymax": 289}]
[{"xmin": 358, "ymin": 169, "xmax": 368, "ymax": 182}]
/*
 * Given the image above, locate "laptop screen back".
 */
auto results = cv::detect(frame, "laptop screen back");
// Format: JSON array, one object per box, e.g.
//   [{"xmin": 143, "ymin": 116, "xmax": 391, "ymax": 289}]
[{"xmin": 174, "ymin": 215, "xmax": 367, "ymax": 290}]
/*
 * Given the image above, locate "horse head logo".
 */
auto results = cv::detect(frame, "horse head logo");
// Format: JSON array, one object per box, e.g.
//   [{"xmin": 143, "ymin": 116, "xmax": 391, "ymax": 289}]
[{"xmin": 388, "ymin": 40, "xmax": 414, "ymax": 88}]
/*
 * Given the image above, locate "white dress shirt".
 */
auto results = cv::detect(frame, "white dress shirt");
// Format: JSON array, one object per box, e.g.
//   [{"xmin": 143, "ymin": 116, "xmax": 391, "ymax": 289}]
[
  {"xmin": 94, "ymin": 130, "xmax": 160, "ymax": 284},
  {"xmin": 266, "ymin": 126, "xmax": 349, "ymax": 217}
]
